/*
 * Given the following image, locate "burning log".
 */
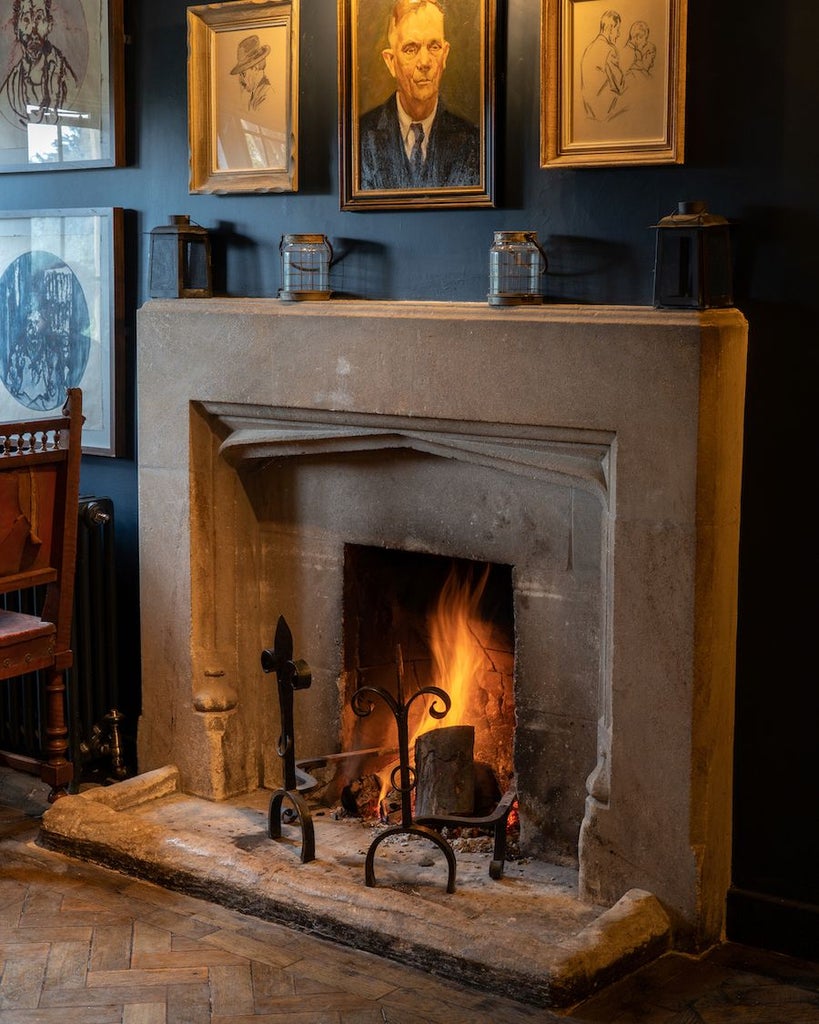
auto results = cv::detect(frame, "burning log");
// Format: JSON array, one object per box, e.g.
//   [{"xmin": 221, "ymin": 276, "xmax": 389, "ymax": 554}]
[
  {"xmin": 414, "ymin": 725, "xmax": 475, "ymax": 818},
  {"xmin": 474, "ymin": 759, "xmax": 502, "ymax": 816},
  {"xmin": 340, "ymin": 773, "xmax": 382, "ymax": 817}
]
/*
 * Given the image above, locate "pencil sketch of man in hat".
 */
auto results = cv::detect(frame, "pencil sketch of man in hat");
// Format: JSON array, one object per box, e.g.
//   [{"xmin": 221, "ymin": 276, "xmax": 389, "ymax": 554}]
[{"xmin": 230, "ymin": 34, "xmax": 271, "ymax": 112}]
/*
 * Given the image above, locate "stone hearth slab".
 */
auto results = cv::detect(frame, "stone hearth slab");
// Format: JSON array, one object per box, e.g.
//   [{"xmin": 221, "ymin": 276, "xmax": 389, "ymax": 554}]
[{"xmin": 40, "ymin": 766, "xmax": 672, "ymax": 1008}]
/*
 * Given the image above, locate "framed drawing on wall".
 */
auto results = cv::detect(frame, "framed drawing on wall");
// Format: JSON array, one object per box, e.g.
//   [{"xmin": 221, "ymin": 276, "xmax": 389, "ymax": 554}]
[
  {"xmin": 339, "ymin": 0, "xmax": 495, "ymax": 211},
  {"xmin": 541, "ymin": 0, "xmax": 686, "ymax": 167},
  {"xmin": 188, "ymin": 0, "xmax": 299, "ymax": 194},
  {"xmin": 0, "ymin": 0, "xmax": 124, "ymax": 172},
  {"xmin": 0, "ymin": 208, "xmax": 124, "ymax": 456}
]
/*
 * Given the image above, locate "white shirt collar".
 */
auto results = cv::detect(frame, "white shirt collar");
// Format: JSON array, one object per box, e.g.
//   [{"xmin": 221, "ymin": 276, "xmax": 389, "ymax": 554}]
[{"xmin": 396, "ymin": 95, "xmax": 437, "ymax": 160}]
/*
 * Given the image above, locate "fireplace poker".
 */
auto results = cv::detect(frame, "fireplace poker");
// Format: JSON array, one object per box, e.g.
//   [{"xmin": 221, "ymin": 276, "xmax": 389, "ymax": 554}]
[{"xmin": 262, "ymin": 615, "xmax": 316, "ymax": 863}]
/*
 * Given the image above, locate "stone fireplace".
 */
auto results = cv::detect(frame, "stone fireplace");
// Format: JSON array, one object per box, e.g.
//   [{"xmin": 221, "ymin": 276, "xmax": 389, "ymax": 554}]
[{"xmin": 133, "ymin": 299, "xmax": 747, "ymax": 949}]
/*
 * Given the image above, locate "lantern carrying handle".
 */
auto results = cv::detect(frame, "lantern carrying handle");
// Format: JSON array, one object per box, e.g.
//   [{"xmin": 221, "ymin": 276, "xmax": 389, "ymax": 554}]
[{"xmin": 524, "ymin": 232, "xmax": 548, "ymax": 275}]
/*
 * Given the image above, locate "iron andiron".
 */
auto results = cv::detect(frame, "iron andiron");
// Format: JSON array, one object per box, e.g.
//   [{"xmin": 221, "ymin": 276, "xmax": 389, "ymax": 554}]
[
  {"xmin": 415, "ymin": 785, "xmax": 517, "ymax": 880},
  {"xmin": 262, "ymin": 615, "xmax": 315, "ymax": 863},
  {"xmin": 352, "ymin": 645, "xmax": 458, "ymax": 893}
]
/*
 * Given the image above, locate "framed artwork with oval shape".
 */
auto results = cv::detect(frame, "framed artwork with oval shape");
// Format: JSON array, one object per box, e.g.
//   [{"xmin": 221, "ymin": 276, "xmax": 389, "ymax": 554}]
[
  {"xmin": 0, "ymin": 0, "xmax": 124, "ymax": 172},
  {"xmin": 0, "ymin": 208, "xmax": 123, "ymax": 456}
]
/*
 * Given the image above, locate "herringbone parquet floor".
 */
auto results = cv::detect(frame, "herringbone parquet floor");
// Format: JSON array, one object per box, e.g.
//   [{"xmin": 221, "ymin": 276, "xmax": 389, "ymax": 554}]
[
  {"xmin": 1, "ymin": 802, "xmax": 551, "ymax": 1023},
  {"xmin": 3, "ymin": 799, "xmax": 819, "ymax": 1023}
]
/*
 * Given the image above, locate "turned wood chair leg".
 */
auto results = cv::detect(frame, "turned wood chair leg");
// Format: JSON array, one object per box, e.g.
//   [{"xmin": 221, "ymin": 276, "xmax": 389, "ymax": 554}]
[{"xmin": 42, "ymin": 667, "xmax": 73, "ymax": 800}]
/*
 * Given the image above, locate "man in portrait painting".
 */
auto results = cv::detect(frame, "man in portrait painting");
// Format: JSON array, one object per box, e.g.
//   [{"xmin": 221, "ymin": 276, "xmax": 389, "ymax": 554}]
[
  {"xmin": 0, "ymin": 251, "xmax": 89, "ymax": 413},
  {"xmin": 358, "ymin": 0, "xmax": 480, "ymax": 191},
  {"xmin": 580, "ymin": 9, "xmax": 625, "ymax": 122},
  {"xmin": 0, "ymin": 0, "xmax": 77, "ymax": 129},
  {"xmin": 230, "ymin": 34, "xmax": 272, "ymax": 113}
]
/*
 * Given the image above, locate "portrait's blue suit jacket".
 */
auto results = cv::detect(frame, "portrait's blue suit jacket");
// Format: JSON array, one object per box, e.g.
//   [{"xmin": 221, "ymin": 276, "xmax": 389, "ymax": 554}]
[{"xmin": 358, "ymin": 94, "xmax": 480, "ymax": 191}]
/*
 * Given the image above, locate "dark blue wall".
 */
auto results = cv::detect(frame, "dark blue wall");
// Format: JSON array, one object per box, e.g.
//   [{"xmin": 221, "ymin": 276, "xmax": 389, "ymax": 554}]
[{"xmin": 2, "ymin": 0, "xmax": 816, "ymax": 955}]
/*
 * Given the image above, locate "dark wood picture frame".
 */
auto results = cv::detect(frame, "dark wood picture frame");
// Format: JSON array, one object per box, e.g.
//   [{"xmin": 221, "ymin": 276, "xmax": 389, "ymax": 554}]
[
  {"xmin": 339, "ymin": 0, "xmax": 495, "ymax": 211},
  {"xmin": 0, "ymin": 0, "xmax": 124, "ymax": 172}
]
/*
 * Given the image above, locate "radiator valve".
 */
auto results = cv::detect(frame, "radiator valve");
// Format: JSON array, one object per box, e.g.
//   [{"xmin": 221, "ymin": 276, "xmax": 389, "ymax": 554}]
[
  {"xmin": 80, "ymin": 708, "xmax": 127, "ymax": 780},
  {"xmin": 81, "ymin": 500, "xmax": 111, "ymax": 526}
]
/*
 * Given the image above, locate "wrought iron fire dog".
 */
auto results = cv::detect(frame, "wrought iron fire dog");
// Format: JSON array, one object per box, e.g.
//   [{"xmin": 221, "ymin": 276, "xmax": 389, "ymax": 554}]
[
  {"xmin": 262, "ymin": 615, "xmax": 315, "ymax": 863},
  {"xmin": 415, "ymin": 785, "xmax": 517, "ymax": 880},
  {"xmin": 352, "ymin": 644, "xmax": 458, "ymax": 893}
]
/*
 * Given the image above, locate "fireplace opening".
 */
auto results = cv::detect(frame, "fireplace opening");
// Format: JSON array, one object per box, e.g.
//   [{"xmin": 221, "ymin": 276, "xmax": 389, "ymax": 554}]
[
  {"xmin": 336, "ymin": 545, "xmax": 515, "ymax": 824},
  {"xmin": 231, "ymin": 436, "xmax": 606, "ymax": 866}
]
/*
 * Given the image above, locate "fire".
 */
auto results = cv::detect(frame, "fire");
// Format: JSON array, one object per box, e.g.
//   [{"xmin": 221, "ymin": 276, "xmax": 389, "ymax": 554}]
[
  {"xmin": 427, "ymin": 563, "xmax": 491, "ymax": 727},
  {"xmin": 376, "ymin": 563, "xmax": 492, "ymax": 818}
]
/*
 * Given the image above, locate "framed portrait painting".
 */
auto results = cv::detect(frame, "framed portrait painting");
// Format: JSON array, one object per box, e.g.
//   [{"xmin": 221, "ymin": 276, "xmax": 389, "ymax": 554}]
[
  {"xmin": 0, "ymin": 208, "xmax": 124, "ymax": 457},
  {"xmin": 339, "ymin": 0, "xmax": 495, "ymax": 211},
  {"xmin": 188, "ymin": 0, "xmax": 299, "ymax": 194},
  {"xmin": 0, "ymin": 0, "xmax": 124, "ymax": 172},
  {"xmin": 541, "ymin": 0, "xmax": 686, "ymax": 167}
]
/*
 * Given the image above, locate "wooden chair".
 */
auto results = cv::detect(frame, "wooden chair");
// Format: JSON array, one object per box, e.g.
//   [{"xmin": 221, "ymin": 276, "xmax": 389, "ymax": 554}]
[{"xmin": 0, "ymin": 389, "xmax": 83, "ymax": 801}]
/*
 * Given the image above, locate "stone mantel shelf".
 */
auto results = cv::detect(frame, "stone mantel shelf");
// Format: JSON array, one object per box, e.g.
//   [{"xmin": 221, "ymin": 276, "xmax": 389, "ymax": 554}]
[
  {"xmin": 138, "ymin": 298, "xmax": 746, "ymax": 460},
  {"xmin": 144, "ymin": 296, "xmax": 733, "ymax": 327}
]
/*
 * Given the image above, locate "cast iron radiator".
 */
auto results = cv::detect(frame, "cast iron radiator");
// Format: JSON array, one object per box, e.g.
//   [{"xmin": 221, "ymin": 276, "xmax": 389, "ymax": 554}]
[{"xmin": 0, "ymin": 496, "xmax": 124, "ymax": 786}]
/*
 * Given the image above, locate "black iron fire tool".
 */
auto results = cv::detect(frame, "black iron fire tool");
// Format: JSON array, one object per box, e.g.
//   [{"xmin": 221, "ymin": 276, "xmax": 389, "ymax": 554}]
[
  {"xmin": 415, "ymin": 786, "xmax": 517, "ymax": 879},
  {"xmin": 262, "ymin": 615, "xmax": 315, "ymax": 863},
  {"xmin": 352, "ymin": 645, "xmax": 458, "ymax": 893}
]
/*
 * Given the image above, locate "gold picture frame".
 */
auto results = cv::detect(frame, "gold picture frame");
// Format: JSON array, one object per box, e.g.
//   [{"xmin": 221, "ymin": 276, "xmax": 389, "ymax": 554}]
[
  {"xmin": 0, "ymin": 0, "xmax": 124, "ymax": 173},
  {"xmin": 187, "ymin": 0, "xmax": 299, "ymax": 194},
  {"xmin": 541, "ymin": 0, "xmax": 686, "ymax": 167},
  {"xmin": 339, "ymin": 0, "xmax": 495, "ymax": 211}
]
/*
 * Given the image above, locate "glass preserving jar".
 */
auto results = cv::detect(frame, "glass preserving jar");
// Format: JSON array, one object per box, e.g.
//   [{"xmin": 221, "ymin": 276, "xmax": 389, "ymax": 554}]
[
  {"xmin": 279, "ymin": 233, "xmax": 333, "ymax": 301},
  {"xmin": 488, "ymin": 230, "xmax": 548, "ymax": 306}
]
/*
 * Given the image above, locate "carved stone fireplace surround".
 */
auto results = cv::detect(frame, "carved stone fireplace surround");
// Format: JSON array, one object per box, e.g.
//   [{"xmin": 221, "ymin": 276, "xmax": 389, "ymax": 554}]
[{"xmin": 44, "ymin": 300, "xmax": 747, "ymax": 998}]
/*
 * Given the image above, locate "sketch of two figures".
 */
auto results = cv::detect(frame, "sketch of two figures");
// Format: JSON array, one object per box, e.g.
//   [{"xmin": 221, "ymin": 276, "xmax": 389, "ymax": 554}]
[{"xmin": 578, "ymin": 8, "xmax": 663, "ymax": 138}]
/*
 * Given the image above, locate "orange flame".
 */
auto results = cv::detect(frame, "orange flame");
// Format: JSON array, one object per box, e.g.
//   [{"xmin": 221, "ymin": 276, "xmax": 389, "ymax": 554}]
[
  {"xmin": 427, "ymin": 563, "xmax": 491, "ymax": 727},
  {"xmin": 375, "ymin": 564, "xmax": 492, "ymax": 818}
]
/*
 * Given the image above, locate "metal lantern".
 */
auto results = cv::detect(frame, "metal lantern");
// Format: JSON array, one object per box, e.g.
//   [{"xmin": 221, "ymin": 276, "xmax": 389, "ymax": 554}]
[
  {"xmin": 652, "ymin": 201, "xmax": 733, "ymax": 309},
  {"xmin": 488, "ymin": 231, "xmax": 548, "ymax": 306},
  {"xmin": 149, "ymin": 215, "xmax": 213, "ymax": 298},
  {"xmin": 279, "ymin": 234, "xmax": 333, "ymax": 301}
]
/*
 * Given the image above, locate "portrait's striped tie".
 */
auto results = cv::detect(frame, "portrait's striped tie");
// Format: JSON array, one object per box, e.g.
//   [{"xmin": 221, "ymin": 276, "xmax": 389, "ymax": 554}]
[{"xmin": 409, "ymin": 122, "xmax": 425, "ymax": 176}]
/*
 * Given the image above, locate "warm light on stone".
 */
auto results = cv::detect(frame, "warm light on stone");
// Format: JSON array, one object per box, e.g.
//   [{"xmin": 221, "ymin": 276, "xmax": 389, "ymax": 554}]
[{"xmin": 131, "ymin": 299, "xmax": 746, "ymax": 949}]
